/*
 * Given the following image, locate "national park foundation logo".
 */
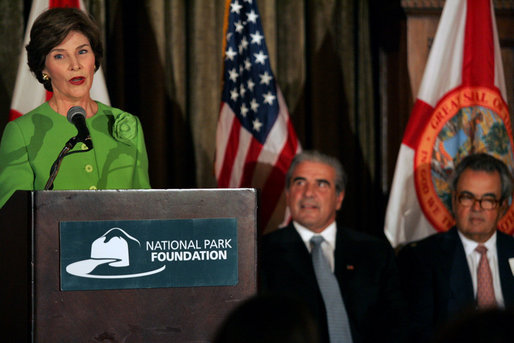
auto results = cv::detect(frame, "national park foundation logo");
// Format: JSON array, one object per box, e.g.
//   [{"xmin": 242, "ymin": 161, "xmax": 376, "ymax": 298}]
[
  {"xmin": 60, "ymin": 218, "xmax": 238, "ymax": 291},
  {"xmin": 414, "ymin": 86, "xmax": 514, "ymax": 234}
]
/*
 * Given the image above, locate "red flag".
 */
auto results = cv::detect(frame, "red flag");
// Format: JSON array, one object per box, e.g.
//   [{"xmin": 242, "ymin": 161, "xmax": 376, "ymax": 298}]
[
  {"xmin": 215, "ymin": 0, "xmax": 301, "ymax": 234},
  {"xmin": 385, "ymin": 0, "xmax": 513, "ymax": 247},
  {"xmin": 9, "ymin": 0, "xmax": 110, "ymax": 121}
]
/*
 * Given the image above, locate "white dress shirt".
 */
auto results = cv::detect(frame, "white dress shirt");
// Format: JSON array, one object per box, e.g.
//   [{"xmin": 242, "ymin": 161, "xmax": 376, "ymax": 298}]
[
  {"xmin": 293, "ymin": 221, "xmax": 337, "ymax": 272},
  {"xmin": 457, "ymin": 231, "xmax": 504, "ymax": 307}
]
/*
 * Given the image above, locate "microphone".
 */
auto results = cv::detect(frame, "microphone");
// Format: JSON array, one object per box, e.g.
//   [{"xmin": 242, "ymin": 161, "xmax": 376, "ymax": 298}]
[
  {"xmin": 67, "ymin": 106, "xmax": 93, "ymax": 149},
  {"xmin": 44, "ymin": 106, "xmax": 94, "ymax": 190}
]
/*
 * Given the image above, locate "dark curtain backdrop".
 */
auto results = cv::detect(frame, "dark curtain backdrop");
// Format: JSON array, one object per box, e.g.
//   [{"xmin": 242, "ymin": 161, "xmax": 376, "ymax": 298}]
[{"xmin": 0, "ymin": 0, "xmax": 409, "ymax": 238}]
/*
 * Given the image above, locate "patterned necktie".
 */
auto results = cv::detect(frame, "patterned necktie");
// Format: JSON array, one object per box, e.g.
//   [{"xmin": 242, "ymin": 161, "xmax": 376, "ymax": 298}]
[
  {"xmin": 475, "ymin": 244, "xmax": 497, "ymax": 308},
  {"xmin": 310, "ymin": 235, "xmax": 353, "ymax": 343}
]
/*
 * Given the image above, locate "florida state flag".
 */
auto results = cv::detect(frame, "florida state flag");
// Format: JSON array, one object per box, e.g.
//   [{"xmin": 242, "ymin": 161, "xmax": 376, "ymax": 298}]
[
  {"xmin": 9, "ymin": 0, "xmax": 109, "ymax": 121},
  {"xmin": 385, "ymin": 0, "xmax": 513, "ymax": 247}
]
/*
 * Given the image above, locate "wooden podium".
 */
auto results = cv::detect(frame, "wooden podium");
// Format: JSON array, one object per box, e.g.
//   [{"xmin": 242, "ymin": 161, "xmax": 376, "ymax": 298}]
[{"xmin": 0, "ymin": 189, "xmax": 257, "ymax": 342}]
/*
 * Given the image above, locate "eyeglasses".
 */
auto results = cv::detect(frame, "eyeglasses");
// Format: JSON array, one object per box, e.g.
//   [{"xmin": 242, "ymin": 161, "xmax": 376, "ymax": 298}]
[{"xmin": 456, "ymin": 192, "xmax": 501, "ymax": 210}]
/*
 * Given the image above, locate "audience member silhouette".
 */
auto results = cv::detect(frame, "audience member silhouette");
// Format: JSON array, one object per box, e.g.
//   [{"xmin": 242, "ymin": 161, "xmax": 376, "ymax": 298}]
[
  {"xmin": 432, "ymin": 307, "xmax": 514, "ymax": 343},
  {"xmin": 213, "ymin": 293, "xmax": 319, "ymax": 343}
]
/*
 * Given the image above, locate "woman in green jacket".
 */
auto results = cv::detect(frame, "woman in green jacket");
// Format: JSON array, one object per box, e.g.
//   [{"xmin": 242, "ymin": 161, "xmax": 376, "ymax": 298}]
[{"xmin": 0, "ymin": 8, "xmax": 150, "ymax": 208}]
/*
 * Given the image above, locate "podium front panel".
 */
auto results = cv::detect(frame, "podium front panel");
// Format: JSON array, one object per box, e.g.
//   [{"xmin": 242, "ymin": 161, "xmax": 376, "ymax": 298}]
[{"xmin": 1, "ymin": 189, "xmax": 257, "ymax": 343}]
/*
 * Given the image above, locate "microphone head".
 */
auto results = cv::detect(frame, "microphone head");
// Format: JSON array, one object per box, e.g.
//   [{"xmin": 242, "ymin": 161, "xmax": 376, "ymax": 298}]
[
  {"xmin": 66, "ymin": 106, "xmax": 92, "ymax": 149},
  {"xmin": 67, "ymin": 106, "xmax": 87, "ymax": 123}
]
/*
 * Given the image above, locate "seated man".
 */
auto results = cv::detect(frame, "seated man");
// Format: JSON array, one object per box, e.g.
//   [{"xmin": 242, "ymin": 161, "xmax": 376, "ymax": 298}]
[
  {"xmin": 398, "ymin": 153, "xmax": 514, "ymax": 343},
  {"xmin": 260, "ymin": 150, "xmax": 407, "ymax": 343}
]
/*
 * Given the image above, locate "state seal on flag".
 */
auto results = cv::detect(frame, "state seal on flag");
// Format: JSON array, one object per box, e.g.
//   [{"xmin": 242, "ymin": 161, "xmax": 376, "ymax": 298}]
[{"xmin": 414, "ymin": 86, "xmax": 514, "ymax": 234}]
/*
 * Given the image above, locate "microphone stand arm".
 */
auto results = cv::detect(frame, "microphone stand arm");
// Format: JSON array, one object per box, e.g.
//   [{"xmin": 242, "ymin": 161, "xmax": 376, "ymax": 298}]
[{"xmin": 44, "ymin": 137, "xmax": 78, "ymax": 190}]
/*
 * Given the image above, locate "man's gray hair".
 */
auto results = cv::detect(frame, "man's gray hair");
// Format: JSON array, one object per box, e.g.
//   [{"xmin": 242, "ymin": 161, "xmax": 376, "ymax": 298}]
[
  {"xmin": 285, "ymin": 150, "xmax": 347, "ymax": 194},
  {"xmin": 450, "ymin": 153, "xmax": 513, "ymax": 200}
]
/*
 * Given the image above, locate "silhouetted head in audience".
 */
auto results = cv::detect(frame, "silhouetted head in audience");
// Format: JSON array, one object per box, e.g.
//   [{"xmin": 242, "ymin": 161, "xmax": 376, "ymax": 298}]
[
  {"xmin": 432, "ymin": 307, "xmax": 514, "ymax": 343},
  {"xmin": 213, "ymin": 293, "xmax": 319, "ymax": 343}
]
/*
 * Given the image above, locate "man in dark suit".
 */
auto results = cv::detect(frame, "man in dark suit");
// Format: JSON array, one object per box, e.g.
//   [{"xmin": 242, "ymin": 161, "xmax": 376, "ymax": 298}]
[
  {"xmin": 260, "ymin": 150, "xmax": 406, "ymax": 343},
  {"xmin": 398, "ymin": 153, "xmax": 514, "ymax": 343}
]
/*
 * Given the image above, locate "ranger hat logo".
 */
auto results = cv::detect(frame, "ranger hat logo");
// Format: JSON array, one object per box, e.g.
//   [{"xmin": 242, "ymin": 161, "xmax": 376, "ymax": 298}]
[{"xmin": 66, "ymin": 227, "xmax": 166, "ymax": 279}]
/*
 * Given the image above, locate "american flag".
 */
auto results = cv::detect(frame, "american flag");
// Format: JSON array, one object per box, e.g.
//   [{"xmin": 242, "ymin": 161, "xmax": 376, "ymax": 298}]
[{"xmin": 215, "ymin": 0, "xmax": 301, "ymax": 234}]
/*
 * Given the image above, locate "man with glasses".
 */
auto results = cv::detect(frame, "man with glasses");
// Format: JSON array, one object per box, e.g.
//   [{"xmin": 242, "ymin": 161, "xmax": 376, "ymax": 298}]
[{"xmin": 398, "ymin": 153, "xmax": 514, "ymax": 343}]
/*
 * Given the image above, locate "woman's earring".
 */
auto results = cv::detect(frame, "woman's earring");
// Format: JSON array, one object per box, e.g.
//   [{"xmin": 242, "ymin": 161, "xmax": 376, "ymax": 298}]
[{"xmin": 42, "ymin": 73, "xmax": 49, "ymax": 81}]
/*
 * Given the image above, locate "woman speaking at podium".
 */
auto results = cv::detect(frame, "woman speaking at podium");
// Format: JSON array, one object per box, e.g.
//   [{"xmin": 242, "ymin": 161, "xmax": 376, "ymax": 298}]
[{"xmin": 0, "ymin": 8, "xmax": 150, "ymax": 208}]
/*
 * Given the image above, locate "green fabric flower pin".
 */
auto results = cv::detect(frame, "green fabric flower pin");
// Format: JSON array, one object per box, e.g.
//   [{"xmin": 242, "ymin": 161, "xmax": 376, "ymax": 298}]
[{"xmin": 112, "ymin": 112, "xmax": 137, "ymax": 145}]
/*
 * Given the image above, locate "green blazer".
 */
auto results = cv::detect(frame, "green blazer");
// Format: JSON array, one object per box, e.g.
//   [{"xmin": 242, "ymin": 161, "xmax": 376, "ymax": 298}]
[{"xmin": 0, "ymin": 101, "xmax": 150, "ymax": 208}]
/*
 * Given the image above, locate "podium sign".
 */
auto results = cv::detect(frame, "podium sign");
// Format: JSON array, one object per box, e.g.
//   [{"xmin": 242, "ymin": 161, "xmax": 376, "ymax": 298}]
[
  {"xmin": 0, "ymin": 189, "xmax": 257, "ymax": 343},
  {"xmin": 60, "ymin": 218, "xmax": 238, "ymax": 290}
]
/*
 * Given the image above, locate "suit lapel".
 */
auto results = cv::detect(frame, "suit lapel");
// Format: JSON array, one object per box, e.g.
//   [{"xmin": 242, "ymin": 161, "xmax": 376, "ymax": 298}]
[
  {"xmin": 333, "ymin": 226, "xmax": 359, "ymax": 309},
  {"xmin": 497, "ymin": 231, "xmax": 514, "ymax": 306},
  {"xmin": 334, "ymin": 227, "xmax": 354, "ymax": 280},
  {"xmin": 444, "ymin": 228, "xmax": 475, "ymax": 314},
  {"xmin": 280, "ymin": 224, "xmax": 318, "ymax": 284}
]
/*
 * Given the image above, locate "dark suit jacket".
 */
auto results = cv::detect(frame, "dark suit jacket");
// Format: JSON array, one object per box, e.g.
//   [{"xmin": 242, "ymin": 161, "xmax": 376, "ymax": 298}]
[
  {"xmin": 259, "ymin": 223, "xmax": 407, "ymax": 343},
  {"xmin": 397, "ymin": 227, "xmax": 514, "ymax": 343}
]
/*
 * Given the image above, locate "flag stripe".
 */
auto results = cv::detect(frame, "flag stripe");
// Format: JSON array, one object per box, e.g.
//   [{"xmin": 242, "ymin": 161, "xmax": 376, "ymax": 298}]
[
  {"xmin": 462, "ymin": 0, "xmax": 494, "ymax": 87},
  {"xmin": 214, "ymin": 103, "xmax": 232, "ymax": 177},
  {"xmin": 491, "ymin": 7, "xmax": 507, "ymax": 98},
  {"xmin": 217, "ymin": 107, "xmax": 241, "ymax": 187},
  {"xmin": 9, "ymin": 0, "xmax": 51, "ymax": 120},
  {"xmin": 385, "ymin": 145, "xmax": 436, "ymax": 245},
  {"xmin": 231, "ymin": 127, "xmax": 253, "ymax": 187},
  {"xmin": 259, "ymin": 116, "xmax": 300, "ymax": 229},
  {"xmin": 240, "ymin": 136, "xmax": 264, "ymax": 187},
  {"xmin": 402, "ymin": 99, "xmax": 434, "ymax": 149},
  {"xmin": 49, "ymin": 0, "xmax": 79, "ymax": 8},
  {"xmin": 417, "ymin": 0, "xmax": 466, "ymax": 107},
  {"xmin": 8, "ymin": 110, "xmax": 23, "ymax": 122}
]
